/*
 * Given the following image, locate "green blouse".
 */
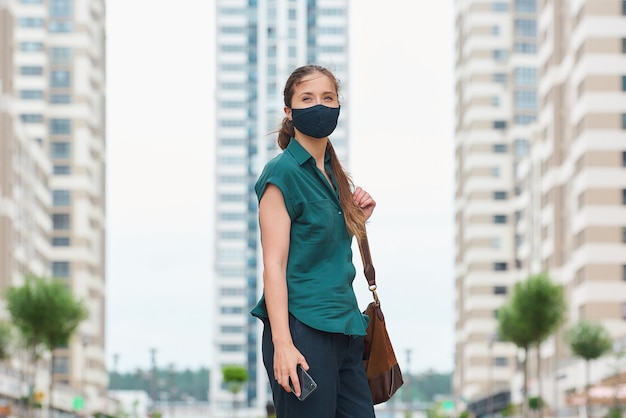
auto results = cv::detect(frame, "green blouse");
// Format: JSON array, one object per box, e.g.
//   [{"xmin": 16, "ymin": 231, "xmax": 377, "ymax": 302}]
[{"xmin": 250, "ymin": 138, "xmax": 369, "ymax": 337}]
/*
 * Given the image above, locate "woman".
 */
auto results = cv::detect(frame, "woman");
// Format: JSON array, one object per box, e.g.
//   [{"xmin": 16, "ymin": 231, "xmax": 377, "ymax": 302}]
[{"xmin": 251, "ymin": 64, "xmax": 376, "ymax": 417}]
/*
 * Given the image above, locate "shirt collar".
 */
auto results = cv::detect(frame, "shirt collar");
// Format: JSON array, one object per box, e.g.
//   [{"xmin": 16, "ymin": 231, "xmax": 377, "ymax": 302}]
[{"xmin": 286, "ymin": 138, "xmax": 331, "ymax": 166}]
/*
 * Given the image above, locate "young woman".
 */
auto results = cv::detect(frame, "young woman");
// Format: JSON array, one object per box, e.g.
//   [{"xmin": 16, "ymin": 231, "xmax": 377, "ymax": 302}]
[{"xmin": 251, "ymin": 65, "xmax": 376, "ymax": 417}]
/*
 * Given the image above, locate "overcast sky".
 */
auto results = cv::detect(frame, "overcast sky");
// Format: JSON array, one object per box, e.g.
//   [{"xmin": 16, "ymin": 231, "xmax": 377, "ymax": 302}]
[{"xmin": 106, "ymin": 0, "xmax": 455, "ymax": 375}]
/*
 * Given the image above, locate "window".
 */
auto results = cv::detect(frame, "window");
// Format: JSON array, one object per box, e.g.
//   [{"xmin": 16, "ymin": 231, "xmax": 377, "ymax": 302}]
[
  {"xmin": 623, "ymin": 189, "xmax": 626, "ymax": 205},
  {"xmin": 219, "ymin": 156, "xmax": 244, "ymax": 165},
  {"xmin": 494, "ymin": 262, "xmax": 508, "ymax": 271},
  {"xmin": 622, "ymin": 303, "xmax": 626, "ymax": 320},
  {"xmin": 49, "ymin": 21, "xmax": 73, "ymax": 32},
  {"xmin": 492, "ymin": 2, "xmax": 508, "ymax": 11},
  {"xmin": 220, "ymin": 288, "xmax": 245, "ymax": 296},
  {"xmin": 49, "ymin": 0, "xmax": 72, "ymax": 16},
  {"xmin": 319, "ymin": 8, "xmax": 345, "ymax": 16},
  {"xmin": 623, "ymin": 0, "xmax": 626, "ymax": 15},
  {"xmin": 494, "ymin": 215, "xmax": 507, "ymax": 224},
  {"xmin": 492, "ymin": 96, "xmax": 500, "ymax": 107},
  {"xmin": 493, "ymin": 144, "xmax": 507, "ymax": 153},
  {"xmin": 514, "ymin": 91, "xmax": 537, "ymax": 109},
  {"xmin": 53, "ymin": 356, "xmax": 69, "ymax": 374},
  {"xmin": 219, "ymin": 344, "xmax": 243, "ymax": 352},
  {"xmin": 515, "ymin": 0, "xmax": 536, "ymax": 12},
  {"xmin": 220, "ymin": 307, "xmax": 243, "ymax": 314},
  {"xmin": 288, "ymin": 9, "xmax": 296, "ymax": 19},
  {"xmin": 320, "ymin": 45, "xmax": 345, "ymax": 53},
  {"xmin": 20, "ymin": 90, "xmax": 44, "ymax": 99},
  {"xmin": 515, "ymin": 114, "xmax": 536, "ymax": 125},
  {"xmin": 21, "ymin": 0, "xmax": 43, "ymax": 3},
  {"xmin": 50, "ymin": 142, "xmax": 70, "ymax": 159},
  {"xmin": 493, "ymin": 50, "xmax": 508, "ymax": 61},
  {"xmin": 20, "ymin": 66, "xmax": 43, "ymax": 76},
  {"xmin": 515, "ymin": 139, "xmax": 529, "ymax": 156},
  {"xmin": 52, "ymin": 237, "xmax": 70, "ymax": 246},
  {"xmin": 319, "ymin": 27, "xmax": 345, "ymax": 35},
  {"xmin": 53, "ymin": 165, "xmax": 71, "ymax": 174},
  {"xmin": 494, "ymin": 357, "xmax": 509, "ymax": 366},
  {"xmin": 220, "ymin": 231, "xmax": 245, "ymax": 240},
  {"xmin": 221, "ymin": 326, "xmax": 244, "ymax": 333},
  {"xmin": 492, "ymin": 238, "xmax": 501, "ymax": 248},
  {"xmin": 221, "ymin": 44, "xmax": 245, "ymax": 53},
  {"xmin": 53, "ymin": 190, "xmax": 71, "ymax": 206},
  {"xmin": 494, "ymin": 191, "xmax": 507, "ymax": 200},
  {"xmin": 515, "ymin": 19, "xmax": 537, "ymax": 37},
  {"xmin": 514, "ymin": 68, "xmax": 537, "ymax": 85},
  {"xmin": 220, "ymin": 119, "xmax": 245, "ymax": 128},
  {"xmin": 288, "ymin": 45, "xmax": 297, "ymax": 58},
  {"xmin": 623, "ymin": 114, "xmax": 626, "ymax": 129},
  {"xmin": 515, "ymin": 234, "xmax": 522, "ymax": 248},
  {"xmin": 493, "ymin": 121, "xmax": 507, "ymax": 129},
  {"xmin": 493, "ymin": 73, "xmax": 507, "ymax": 83},
  {"xmin": 219, "ymin": 175, "xmax": 245, "ymax": 184},
  {"xmin": 50, "ymin": 47, "xmax": 72, "ymax": 64},
  {"xmin": 20, "ymin": 114, "xmax": 43, "ymax": 123},
  {"xmin": 20, "ymin": 42, "xmax": 44, "ymax": 52},
  {"xmin": 622, "ymin": 151, "xmax": 626, "ymax": 167},
  {"xmin": 52, "ymin": 214, "xmax": 70, "ymax": 230},
  {"xmin": 514, "ymin": 42, "xmax": 537, "ymax": 53},
  {"xmin": 492, "ymin": 26, "xmax": 500, "ymax": 36},
  {"xmin": 219, "ymin": 212, "xmax": 245, "ymax": 221},
  {"xmin": 492, "ymin": 167, "xmax": 501, "ymax": 177},
  {"xmin": 220, "ymin": 194, "xmax": 245, "ymax": 202},
  {"xmin": 622, "ymin": 76, "xmax": 626, "ymax": 92},
  {"xmin": 494, "ymin": 286, "xmax": 507, "ymax": 295},
  {"xmin": 623, "ymin": 265, "xmax": 626, "ymax": 281},
  {"xmin": 50, "ymin": 94, "xmax": 71, "ymax": 104},
  {"xmin": 52, "ymin": 261, "xmax": 70, "ymax": 277},
  {"xmin": 50, "ymin": 70, "xmax": 71, "ymax": 87},
  {"xmin": 622, "ymin": 227, "xmax": 626, "ymax": 244},
  {"xmin": 50, "ymin": 119, "xmax": 71, "ymax": 135},
  {"xmin": 19, "ymin": 17, "xmax": 44, "ymax": 27}
]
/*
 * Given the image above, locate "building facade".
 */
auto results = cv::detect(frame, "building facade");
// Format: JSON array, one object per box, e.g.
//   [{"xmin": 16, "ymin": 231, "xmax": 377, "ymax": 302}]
[
  {"xmin": 454, "ymin": 0, "xmax": 539, "ymax": 408},
  {"xmin": 0, "ymin": 0, "xmax": 108, "ymax": 414},
  {"xmin": 455, "ymin": 0, "xmax": 626, "ymax": 415},
  {"xmin": 212, "ymin": 0, "xmax": 350, "ymax": 415}
]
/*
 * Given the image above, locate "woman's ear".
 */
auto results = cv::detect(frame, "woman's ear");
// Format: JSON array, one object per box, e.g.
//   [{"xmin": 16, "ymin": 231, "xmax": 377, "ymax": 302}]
[{"xmin": 284, "ymin": 106, "xmax": 292, "ymax": 121}]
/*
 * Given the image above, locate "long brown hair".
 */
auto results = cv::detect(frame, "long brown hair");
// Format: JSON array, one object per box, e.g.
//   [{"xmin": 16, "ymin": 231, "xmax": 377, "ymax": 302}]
[{"xmin": 277, "ymin": 65, "xmax": 366, "ymax": 240}]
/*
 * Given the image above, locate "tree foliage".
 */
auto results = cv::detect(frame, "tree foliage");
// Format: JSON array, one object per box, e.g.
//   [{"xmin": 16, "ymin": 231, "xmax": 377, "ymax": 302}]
[
  {"xmin": 6, "ymin": 275, "xmax": 87, "ymax": 352},
  {"xmin": 0, "ymin": 321, "xmax": 13, "ymax": 361},
  {"xmin": 222, "ymin": 365, "xmax": 248, "ymax": 395},
  {"xmin": 497, "ymin": 273, "xmax": 566, "ymax": 418},
  {"xmin": 109, "ymin": 367, "xmax": 210, "ymax": 402},
  {"xmin": 6, "ymin": 275, "xmax": 88, "ymax": 417},
  {"xmin": 565, "ymin": 320, "xmax": 613, "ymax": 362}
]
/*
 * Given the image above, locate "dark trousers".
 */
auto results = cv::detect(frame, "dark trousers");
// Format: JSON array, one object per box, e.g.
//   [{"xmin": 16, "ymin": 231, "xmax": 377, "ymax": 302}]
[{"xmin": 262, "ymin": 315, "xmax": 375, "ymax": 418}]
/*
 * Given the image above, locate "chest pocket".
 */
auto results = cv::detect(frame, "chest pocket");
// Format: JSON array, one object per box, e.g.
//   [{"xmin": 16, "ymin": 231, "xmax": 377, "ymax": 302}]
[{"xmin": 297, "ymin": 199, "xmax": 340, "ymax": 244}]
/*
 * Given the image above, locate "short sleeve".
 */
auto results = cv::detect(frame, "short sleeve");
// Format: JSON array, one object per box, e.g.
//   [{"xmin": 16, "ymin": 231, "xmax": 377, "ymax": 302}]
[{"xmin": 255, "ymin": 165, "xmax": 296, "ymax": 220}]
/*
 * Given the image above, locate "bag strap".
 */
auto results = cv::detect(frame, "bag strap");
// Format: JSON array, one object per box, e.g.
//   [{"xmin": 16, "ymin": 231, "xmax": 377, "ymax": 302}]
[{"xmin": 358, "ymin": 232, "xmax": 380, "ymax": 304}]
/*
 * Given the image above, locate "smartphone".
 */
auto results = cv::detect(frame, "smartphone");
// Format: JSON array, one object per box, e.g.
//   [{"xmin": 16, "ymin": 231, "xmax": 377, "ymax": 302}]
[{"xmin": 289, "ymin": 365, "xmax": 317, "ymax": 401}]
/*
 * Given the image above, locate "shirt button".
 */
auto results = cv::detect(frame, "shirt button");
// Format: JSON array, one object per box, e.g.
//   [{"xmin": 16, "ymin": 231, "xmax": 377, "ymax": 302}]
[{"xmin": 338, "ymin": 211, "xmax": 342, "ymax": 215}]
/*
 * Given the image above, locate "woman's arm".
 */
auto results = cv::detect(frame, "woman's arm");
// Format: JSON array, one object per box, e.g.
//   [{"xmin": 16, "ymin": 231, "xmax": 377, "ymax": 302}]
[{"xmin": 259, "ymin": 184, "xmax": 309, "ymax": 396}]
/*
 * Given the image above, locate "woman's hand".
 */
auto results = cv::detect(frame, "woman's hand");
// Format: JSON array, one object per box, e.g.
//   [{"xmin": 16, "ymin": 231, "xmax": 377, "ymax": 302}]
[
  {"xmin": 273, "ymin": 343, "xmax": 310, "ymax": 396},
  {"xmin": 353, "ymin": 187, "xmax": 376, "ymax": 221}
]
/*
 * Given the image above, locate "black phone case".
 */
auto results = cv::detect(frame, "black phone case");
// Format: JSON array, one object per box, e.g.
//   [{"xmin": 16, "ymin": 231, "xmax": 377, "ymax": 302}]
[{"xmin": 289, "ymin": 365, "xmax": 317, "ymax": 401}]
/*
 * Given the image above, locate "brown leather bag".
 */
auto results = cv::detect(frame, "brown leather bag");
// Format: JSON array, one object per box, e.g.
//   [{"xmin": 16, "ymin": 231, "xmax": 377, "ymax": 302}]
[{"xmin": 359, "ymin": 234, "xmax": 404, "ymax": 405}]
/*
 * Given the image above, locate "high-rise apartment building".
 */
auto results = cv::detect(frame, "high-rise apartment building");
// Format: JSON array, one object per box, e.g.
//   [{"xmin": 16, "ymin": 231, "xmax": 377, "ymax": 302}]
[
  {"xmin": 454, "ymin": 0, "xmax": 538, "ymax": 412},
  {"xmin": 0, "ymin": 0, "xmax": 108, "ymax": 414},
  {"xmin": 212, "ymin": 0, "xmax": 349, "ymax": 415},
  {"xmin": 455, "ymin": 0, "xmax": 626, "ymax": 415}
]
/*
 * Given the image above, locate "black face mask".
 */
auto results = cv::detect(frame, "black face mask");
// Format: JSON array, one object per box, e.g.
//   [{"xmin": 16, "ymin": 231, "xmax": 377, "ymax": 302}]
[{"xmin": 291, "ymin": 104, "xmax": 341, "ymax": 138}]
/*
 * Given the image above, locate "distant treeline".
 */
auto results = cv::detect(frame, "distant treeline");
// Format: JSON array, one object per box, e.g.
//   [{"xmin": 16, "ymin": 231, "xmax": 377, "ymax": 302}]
[
  {"xmin": 108, "ymin": 367, "xmax": 450, "ymax": 403},
  {"xmin": 404, "ymin": 370, "xmax": 452, "ymax": 402},
  {"xmin": 109, "ymin": 367, "xmax": 210, "ymax": 402}
]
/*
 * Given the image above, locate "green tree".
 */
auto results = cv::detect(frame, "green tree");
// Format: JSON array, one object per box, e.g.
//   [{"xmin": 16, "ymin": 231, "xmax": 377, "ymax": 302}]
[
  {"xmin": 497, "ymin": 273, "xmax": 566, "ymax": 418},
  {"xmin": 222, "ymin": 365, "xmax": 248, "ymax": 417},
  {"xmin": 0, "ymin": 321, "xmax": 13, "ymax": 361},
  {"xmin": 6, "ymin": 275, "xmax": 88, "ymax": 418},
  {"xmin": 565, "ymin": 320, "xmax": 613, "ymax": 418}
]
